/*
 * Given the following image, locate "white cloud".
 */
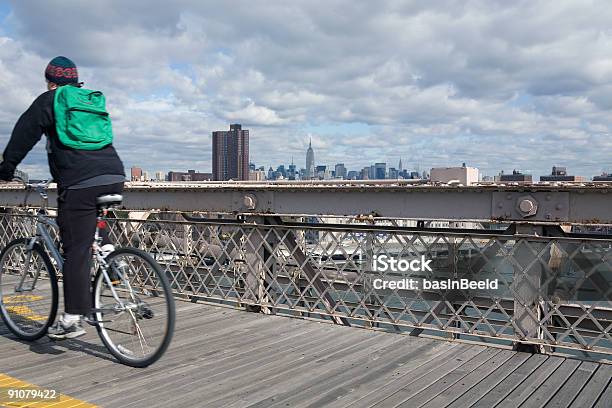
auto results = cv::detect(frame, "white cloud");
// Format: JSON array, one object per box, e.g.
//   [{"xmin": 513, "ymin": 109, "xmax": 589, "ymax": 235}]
[{"xmin": 0, "ymin": 0, "xmax": 610, "ymax": 179}]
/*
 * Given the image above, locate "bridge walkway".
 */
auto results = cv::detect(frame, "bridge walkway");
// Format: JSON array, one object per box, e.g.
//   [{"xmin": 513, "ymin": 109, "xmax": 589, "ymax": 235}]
[{"xmin": 1, "ymin": 301, "xmax": 611, "ymax": 407}]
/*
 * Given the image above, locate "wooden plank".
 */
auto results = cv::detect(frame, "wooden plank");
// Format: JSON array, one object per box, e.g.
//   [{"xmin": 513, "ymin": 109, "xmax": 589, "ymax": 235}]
[
  {"xmin": 419, "ymin": 349, "xmax": 516, "ymax": 408},
  {"xmin": 322, "ymin": 343, "xmax": 467, "ymax": 408},
  {"xmin": 544, "ymin": 361, "xmax": 599, "ymax": 408},
  {"xmin": 569, "ymin": 364, "xmax": 612, "ymax": 408},
  {"xmin": 1, "ymin": 304, "xmax": 324, "ymax": 400},
  {"xmin": 90, "ymin": 319, "xmax": 366, "ymax": 407},
  {"xmin": 0, "ymin": 302, "xmax": 227, "ymax": 363},
  {"xmin": 498, "ymin": 358, "xmax": 581, "ymax": 408},
  {"xmin": 82, "ymin": 317, "xmax": 338, "ymax": 400},
  {"xmin": 39, "ymin": 310, "xmax": 323, "ymax": 394},
  {"xmin": 593, "ymin": 377, "xmax": 612, "ymax": 408},
  {"xmin": 166, "ymin": 329, "xmax": 404, "ymax": 408},
  {"xmin": 104, "ymin": 328, "xmax": 372, "ymax": 407},
  {"xmin": 393, "ymin": 348, "xmax": 504, "ymax": 407},
  {"xmin": 275, "ymin": 338, "xmax": 455, "ymax": 408},
  {"xmin": 446, "ymin": 352, "xmax": 532, "ymax": 408},
  {"xmin": 472, "ymin": 354, "xmax": 552, "ymax": 408},
  {"xmin": 362, "ymin": 346, "xmax": 491, "ymax": 407},
  {"xmin": 68, "ymin": 318, "xmax": 328, "ymax": 393},
  {"xmin": 230, "ymin": 333, "xmax": 423, "ymax": 408},
  {"xmin": 330, "ymin": 344, "xmax": 479, "ymax": 408},
  {"xmin": 2, "ymin": 297, "xmax": 610, "ymax": 408},
  {"xmin": 1, "ymin": 305, "xmax": 263, "ymax": 376}
]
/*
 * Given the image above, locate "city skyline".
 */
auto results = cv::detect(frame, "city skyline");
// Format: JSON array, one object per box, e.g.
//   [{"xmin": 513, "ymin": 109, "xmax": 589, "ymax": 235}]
[
  {"xmin": 1, "ymin": 2, "xmax": 611, "ymax": 179},
  {"xmin": 128, "ymin": 131, "xmax": 609, "ymax": 182}
]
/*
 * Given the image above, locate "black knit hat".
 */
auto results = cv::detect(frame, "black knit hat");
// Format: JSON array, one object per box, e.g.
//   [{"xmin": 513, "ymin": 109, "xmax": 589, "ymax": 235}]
[{"xmin": 45, "ymin": 56, "xmax": 78, "ymax": 85}]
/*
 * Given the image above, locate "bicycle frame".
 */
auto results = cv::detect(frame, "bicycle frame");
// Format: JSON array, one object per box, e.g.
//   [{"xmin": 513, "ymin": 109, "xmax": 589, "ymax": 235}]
[
  {"xmin": 16, "ymin": 212, "xmax": 62, "ymax": 292},
  {"xmin": 15, "ymin": 182, "xmax": 128, "ymax": 311}
]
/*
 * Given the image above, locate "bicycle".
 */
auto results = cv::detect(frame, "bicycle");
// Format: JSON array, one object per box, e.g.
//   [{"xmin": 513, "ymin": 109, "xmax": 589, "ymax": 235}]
[{"xmin": 0, "ymin": 179, "xmax": 175, "ymax": 367}]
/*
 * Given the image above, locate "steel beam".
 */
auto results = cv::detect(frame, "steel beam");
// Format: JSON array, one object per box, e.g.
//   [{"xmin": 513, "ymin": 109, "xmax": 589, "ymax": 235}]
[{"xmin": 0, "ymin": 182, "xmax": 610, "ymax": 223}]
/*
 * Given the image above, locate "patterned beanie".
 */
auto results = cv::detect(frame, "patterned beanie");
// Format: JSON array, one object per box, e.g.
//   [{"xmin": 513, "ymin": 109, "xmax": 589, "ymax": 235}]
[{"xmin": 45, "ymin": 56, "xmax": 78, "ymax": 85}]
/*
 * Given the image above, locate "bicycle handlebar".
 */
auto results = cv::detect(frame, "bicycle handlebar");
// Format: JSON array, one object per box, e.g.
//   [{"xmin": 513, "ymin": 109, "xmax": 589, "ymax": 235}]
[
  {"xmin": 12, "ymin": 176, "xmax": 51, "ymax": 191},
  {"xmin": 11, "ymin": 176, "xmax": 51, "ymax": 207}
]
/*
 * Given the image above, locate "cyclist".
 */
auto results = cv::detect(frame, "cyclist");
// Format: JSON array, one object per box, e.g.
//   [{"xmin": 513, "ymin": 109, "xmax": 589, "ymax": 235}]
[{"xmin": 0, "ymin": 56, "xmax": 125, "ymax": 339}]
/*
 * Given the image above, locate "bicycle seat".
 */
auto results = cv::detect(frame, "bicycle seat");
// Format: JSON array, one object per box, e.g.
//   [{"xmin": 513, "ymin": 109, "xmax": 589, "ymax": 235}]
[{"xmin": 96, "ymin": 194, "xmax": 123, "ymax": 209}]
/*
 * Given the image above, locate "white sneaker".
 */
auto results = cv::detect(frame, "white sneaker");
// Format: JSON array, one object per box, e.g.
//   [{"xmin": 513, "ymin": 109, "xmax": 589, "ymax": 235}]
[
  {"xmin": 100, "ymin": 244, "xmax": 115, "ymax": 258},
  {"xmin": 47, "ymin": 314, "xmax": 86, "ymax": 340}
]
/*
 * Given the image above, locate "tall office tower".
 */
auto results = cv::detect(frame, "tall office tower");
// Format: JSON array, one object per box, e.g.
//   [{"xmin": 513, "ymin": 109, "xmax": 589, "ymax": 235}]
[
  {"xmin": 305, "ymin": 138, "xmax": 315, "ymax": 179},
  {"xmin": 212, "ymin": 124, "xmax": 249, "ymax": 181},
  {"xmin": 130, "ymin": 167, "xmax": 142, "ymax": 181},
  {"xmin": 374, "ymin": 163, "xmax": 387, "ymax": 179},
  {"xmin": 334, "ymin": 163, "xmax": 347, "ymax": 179},
  {"xmin": 288, "ymin": 157, "xmax": 297, "ymax": 180}
]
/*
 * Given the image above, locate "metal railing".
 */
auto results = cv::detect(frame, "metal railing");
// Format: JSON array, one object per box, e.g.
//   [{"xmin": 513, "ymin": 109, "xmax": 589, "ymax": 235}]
[{"xmin": 1, "ymin": 209, "xmax": 610, "ymax": 359}]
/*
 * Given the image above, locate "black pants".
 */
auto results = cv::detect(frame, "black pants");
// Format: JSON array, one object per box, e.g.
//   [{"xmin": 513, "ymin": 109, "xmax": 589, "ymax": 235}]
[{"xmin": 57, "ymin": 182, "xmax": 124, "ymax": 315}]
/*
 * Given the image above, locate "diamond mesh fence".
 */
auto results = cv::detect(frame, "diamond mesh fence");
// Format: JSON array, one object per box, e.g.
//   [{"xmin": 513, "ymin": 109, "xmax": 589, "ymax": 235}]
[{"xmin": 0, "ymin": 210, "xmax": 610, "ymax": 355}]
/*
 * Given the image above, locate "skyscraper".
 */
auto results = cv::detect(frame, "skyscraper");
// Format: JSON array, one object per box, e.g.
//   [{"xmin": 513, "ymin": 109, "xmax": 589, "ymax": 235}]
[
  {"xmin": 335, "ymin": 163, "xmax": 347, "ymax": 179},
  {"xmin": 212, "ymin": 124, "xmax": 249, "ymax": 181},
  {"xmin": 288, "ymin": 157, "xmax": 297, "ymax": 180},
  {"xmin": 305, "ymin": 138, "xmax": 315, "ymax": 179},
  {"xmin": 375, "ymin": 163, "xmax": 387, "ymax": 179}
]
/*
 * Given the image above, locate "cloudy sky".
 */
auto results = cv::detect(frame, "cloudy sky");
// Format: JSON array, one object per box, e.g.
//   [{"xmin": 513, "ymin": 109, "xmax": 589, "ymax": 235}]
[{"xmin": 0, "ymin": 0, "xmax": 611, "ymax": 178}]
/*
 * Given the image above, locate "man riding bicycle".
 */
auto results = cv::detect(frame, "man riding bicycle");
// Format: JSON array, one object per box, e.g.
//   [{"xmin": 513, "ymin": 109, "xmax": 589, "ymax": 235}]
[{"xmin": 0, "ymin": 56, "xmax": 125, "ymax": 339}]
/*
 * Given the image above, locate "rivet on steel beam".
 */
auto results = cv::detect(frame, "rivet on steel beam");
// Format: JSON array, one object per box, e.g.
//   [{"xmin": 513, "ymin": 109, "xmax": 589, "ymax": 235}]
[
  {"xmin": 516, "ymin": 195, "xmax": 538, "ymax": 217},
  {"xmin": 243, "ymin": 194, "xmax": 257, "ymax": 210},
  {"xmin": 519, "ymin": 199, "xmax": 534, "ymax": 213}
]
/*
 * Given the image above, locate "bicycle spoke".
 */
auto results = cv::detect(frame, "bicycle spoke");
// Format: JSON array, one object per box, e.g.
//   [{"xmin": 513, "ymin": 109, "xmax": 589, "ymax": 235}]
[
  {"xmin": 0, "ymin": 239, "xmax": 57, "ymax": 340},
  {"xmin": 94, "ymin": 248, "xmax": 174, "ymax": 366}
]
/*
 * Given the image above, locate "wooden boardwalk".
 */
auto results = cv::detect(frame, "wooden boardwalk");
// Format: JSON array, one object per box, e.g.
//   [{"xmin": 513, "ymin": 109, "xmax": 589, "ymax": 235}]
[{"xmin": 1, "ymin": 301, "xmax": 611, "ymax": 408}]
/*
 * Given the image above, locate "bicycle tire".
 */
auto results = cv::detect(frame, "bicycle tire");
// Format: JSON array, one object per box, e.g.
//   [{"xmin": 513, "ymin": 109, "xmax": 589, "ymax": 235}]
[
  {"xmin": 92, "ymin": 247, "xmax": 175, "ymax": 367},
  {"xmin": 0, "ymin": 238, "xmax": 58, "ymax": 341}
]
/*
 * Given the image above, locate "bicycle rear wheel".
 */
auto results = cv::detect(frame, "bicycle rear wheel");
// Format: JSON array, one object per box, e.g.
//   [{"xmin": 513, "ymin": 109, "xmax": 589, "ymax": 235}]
[
  {"xmin": 92, "ymin": 247, "xmax": 175, "ymax": 367},
  {"xmin": 0, "ymin": 238, "xmax": 58, "ymax": 341}
]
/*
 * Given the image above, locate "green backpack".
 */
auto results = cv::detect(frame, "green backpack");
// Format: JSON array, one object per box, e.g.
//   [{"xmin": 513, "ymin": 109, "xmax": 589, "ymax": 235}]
[{"xmin": 53, "ymin": 85, "xmax": 113, "ymax": 150}]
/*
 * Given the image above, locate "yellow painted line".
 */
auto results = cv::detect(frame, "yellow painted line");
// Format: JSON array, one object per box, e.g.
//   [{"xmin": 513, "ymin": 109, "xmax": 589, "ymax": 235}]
[
  {"xmin": 3, "ymin": 295, "xmax": 47, "ymax": 322},
  {"xmin": 3, "ymin": 296, "xmax": 44, "ymax": 304},
  {"xmin": 4, "ymin": 306, "xmax": 46, "ymax": 322},
  {"xmin": 0, "ymin": 374, "xmax": 97, "ymax": 408}
]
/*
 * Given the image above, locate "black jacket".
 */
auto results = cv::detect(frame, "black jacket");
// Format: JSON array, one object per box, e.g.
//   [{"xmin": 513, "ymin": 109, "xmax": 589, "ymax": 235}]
[{"xmin": 0, "ymin": 89, "xmax": 125, "ymax": 188}]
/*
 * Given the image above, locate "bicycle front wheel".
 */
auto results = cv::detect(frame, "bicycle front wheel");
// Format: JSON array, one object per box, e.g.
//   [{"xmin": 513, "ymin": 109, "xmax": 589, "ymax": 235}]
[
  {"xmin": 0, "ymin": 238, "xmax": 58, "ymax": 341},
  {"xmin": 92, "ymin": 247, "xmax": 175, "ymax": 367}
]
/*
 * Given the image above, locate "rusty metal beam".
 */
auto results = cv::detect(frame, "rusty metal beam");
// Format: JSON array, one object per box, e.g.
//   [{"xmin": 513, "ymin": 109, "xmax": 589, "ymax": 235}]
[{"xmin": 0, "ymin": 182, "xmax": 610, "ymax": 223}]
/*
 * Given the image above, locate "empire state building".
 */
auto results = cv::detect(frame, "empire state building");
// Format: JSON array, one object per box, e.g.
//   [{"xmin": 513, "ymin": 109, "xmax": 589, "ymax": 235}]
[{"xmin": 305, "ymin": 138, "xmax": 315, "ymax": 179}]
